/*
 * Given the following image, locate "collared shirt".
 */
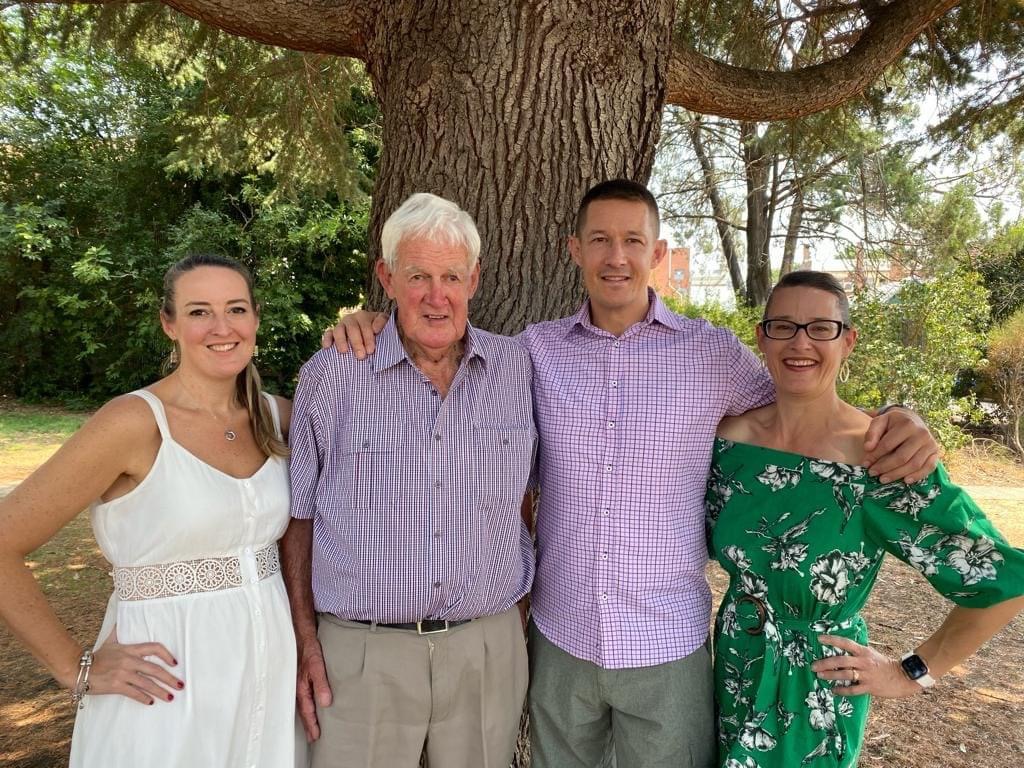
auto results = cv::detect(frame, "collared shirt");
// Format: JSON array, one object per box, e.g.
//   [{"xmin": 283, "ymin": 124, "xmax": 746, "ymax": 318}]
[
  {"xmin": 519, "ymin": 291, "xmax": 773, "ymax": 669},
  {"xmin": 289, "ymin": 314, "xmax": 537, "ymax": 622}
]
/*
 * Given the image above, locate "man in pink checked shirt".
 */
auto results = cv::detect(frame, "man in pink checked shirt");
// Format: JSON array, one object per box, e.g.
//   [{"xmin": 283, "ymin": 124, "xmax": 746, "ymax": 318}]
[{"xmin": 328, "ymin": 180, "xmax": 939, "ymax": 768}]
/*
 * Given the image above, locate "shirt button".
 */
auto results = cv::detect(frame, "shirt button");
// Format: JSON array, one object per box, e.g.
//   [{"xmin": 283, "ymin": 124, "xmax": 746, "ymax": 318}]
[
  {"xmin": 362, "ymin": 440, "xmax": 371, "ymax": 448},
  {"xmin": 434, "ymin": 434, "xmax": 442, "ymax": 441},
  {"xmin": 600, "ymin": 593, "xmax": 608, "ymax": 601},
  {"xmin": 433, "ymin": 480, "xmax": 442, "ymax": 488},
  {"xmin": 501, "ymin": 438, "xmax": 510, "ymax": 445},
  {"xmin": 613, "ymin": 341, "xmax": 620, "ymax": 348},
  {"xmin": 601, "ymin": 551, "xmax": 608, "ymax": 559},
  {"xmin": 604, "ymin": 464, "xmax": 612, "ymax": 472},
  {"xmin": 431, "ymin": 390, "xmax": 439, "ymax": 397},
  {"xmin": 602, "ymin": 508, "xmax": 610, "ymax": 516},
  {"xmin": 433, "ymin": 531, "xmax": 441, "ymax": 538},
  {"xmin": 610, "ymin": 380, "xmax": 618, "ymax": 388},
  {"xmin": 433, "ymin": 581, "xmax": 441, "ymax": 589},
  {"xmin": 607, "ymin": 421, "xmax": 615, "ymax": 429}
]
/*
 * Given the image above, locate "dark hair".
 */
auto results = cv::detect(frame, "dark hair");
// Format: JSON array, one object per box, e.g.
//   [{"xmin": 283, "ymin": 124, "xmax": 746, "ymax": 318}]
[
  {"xmin": 764, "ymin": 270, "xmax": 851, "ymax": 325},
  {"xmin": 161, "ymin": 254, "xmax": 288, "ymax": 458},
  {"xmin": 575, "ymin": 179, "xmax": 660, "ymax": 237}
]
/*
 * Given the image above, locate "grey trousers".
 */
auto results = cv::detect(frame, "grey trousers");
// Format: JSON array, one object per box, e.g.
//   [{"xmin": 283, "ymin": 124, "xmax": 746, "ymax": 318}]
[
  {"xmin": 528, "ymin": 622, "xmax": 715, "ymax": 768},
  {"xmin": 311, "ymin": 608, "xmax": 527, "ymax": 768}
]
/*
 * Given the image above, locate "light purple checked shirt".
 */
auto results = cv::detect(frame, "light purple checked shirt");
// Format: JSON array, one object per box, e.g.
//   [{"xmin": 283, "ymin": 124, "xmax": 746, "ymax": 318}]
[
  {"xmin": 519, "ymin": 291, "xmax": 773, "ymax": 669},
  {"xmin": 289, "ymin": 315, "xmax": 536, "ymax": 622}
]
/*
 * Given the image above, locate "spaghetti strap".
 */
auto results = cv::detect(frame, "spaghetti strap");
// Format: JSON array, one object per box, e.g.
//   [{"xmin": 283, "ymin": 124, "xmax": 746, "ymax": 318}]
[
  {"xmin": 261, "ymin": 392, "xmax": 282, "ymax": 439},
  {"xmin": 130, "ymin": 389, "xmax": 172, "ymax": 439}
]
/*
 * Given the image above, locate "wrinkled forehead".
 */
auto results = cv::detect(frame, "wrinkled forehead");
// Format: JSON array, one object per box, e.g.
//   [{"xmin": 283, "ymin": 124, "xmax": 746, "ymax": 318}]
[{"xmin": 394, "ymin": 236, "xmax": 474, "ymax": 273}]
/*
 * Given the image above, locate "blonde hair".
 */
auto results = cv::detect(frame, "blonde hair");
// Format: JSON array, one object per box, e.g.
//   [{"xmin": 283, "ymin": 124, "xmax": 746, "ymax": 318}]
[{"xmin": 161, "ymin": 254, "xmax": 288, "ymax": 458}]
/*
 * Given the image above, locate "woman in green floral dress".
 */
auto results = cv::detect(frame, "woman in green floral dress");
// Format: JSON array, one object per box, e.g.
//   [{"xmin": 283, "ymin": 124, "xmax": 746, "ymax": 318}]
[{"xmin": 706, "ymin": 271, "xmax": 1024, "ymax": 768}]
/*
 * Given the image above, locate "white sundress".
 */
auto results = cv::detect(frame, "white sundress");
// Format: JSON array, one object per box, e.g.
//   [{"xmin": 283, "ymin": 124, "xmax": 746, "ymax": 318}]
[{"xmin": 69, "ymin": 389, "xmax": 296, "ymax": 768}]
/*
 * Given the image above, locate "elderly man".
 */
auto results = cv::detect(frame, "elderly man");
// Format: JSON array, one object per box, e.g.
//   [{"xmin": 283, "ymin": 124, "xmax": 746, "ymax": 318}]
[
  {"xmin": 281, "ymin": 192, "xmax": 536, "ymax": 768},
  {"xmin": 327, "ymin": 180, "xmax": 939, "ymax": 768}
]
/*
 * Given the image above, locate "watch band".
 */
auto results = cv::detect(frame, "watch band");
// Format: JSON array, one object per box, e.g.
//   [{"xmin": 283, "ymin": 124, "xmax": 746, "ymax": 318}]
[{"xmin": 900, "ymin": 651, "xmax": 936, "ymax": 688}]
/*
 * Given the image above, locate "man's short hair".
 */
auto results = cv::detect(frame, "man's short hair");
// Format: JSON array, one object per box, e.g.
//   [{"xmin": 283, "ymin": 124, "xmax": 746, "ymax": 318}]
[
  {"xmin": 380, "ymin": 193, "xmax": 481, "ymax": 270},
  {"xmin": 575, "ymin": 179, "xmax": 660, "ymax": 237}
]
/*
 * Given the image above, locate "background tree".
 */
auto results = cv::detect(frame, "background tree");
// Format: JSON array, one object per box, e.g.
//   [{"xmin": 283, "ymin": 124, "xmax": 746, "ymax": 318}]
[
  {"xmin": 11, "ymin": 0, "xmax": 977, "ymax": 335},
  {"xmin": 0, "ymin": 8, "xmax": 376, "ymax": 400},
  {"xmin": 984, "ymin": 309, "xmax": 1024, "ymax": 459}
]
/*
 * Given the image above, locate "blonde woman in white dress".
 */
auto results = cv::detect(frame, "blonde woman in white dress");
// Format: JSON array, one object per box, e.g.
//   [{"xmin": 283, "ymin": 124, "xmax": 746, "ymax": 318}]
[{"xmin": 0, "ymin": 254, "xmax": 297, "ymax": 766}]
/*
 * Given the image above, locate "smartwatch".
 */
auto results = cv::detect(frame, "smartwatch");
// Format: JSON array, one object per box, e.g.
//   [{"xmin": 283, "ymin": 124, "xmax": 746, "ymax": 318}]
[{"xmin": 900, "ymin": 652, "xmax": 936, "ymax": 688}]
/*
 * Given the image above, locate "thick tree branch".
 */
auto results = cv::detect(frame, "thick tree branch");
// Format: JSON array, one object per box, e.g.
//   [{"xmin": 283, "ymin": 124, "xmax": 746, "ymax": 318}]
[
  {"xmin": 16, "ymin": 0, "xmax": 373, "ymax": 58},
  {"xmin": 667, "ymin": 0, "xmax": 960, "ymax": 120}
]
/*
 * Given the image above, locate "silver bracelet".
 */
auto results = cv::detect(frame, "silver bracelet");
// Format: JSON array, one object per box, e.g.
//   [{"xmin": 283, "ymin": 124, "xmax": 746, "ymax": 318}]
[{"xmin": 71, "ymin": 648, "xmax": 94, "ymax": 709}]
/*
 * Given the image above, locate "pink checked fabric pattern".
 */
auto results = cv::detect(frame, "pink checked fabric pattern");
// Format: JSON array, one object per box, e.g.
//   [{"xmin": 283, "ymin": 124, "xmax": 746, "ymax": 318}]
[
  {"xmin": 520, "ymin": 292, "xmax": 774, "ymax": 669},
  {"xmin": 289, "ymin": 316, "xmax": 537, "ymax": 623}
]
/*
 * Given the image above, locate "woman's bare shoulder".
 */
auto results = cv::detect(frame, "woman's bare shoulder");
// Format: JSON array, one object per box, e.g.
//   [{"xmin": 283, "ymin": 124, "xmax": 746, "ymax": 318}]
[{"xmin": 717, "ymin": 405, "xmax": 775, "ymax": 441}]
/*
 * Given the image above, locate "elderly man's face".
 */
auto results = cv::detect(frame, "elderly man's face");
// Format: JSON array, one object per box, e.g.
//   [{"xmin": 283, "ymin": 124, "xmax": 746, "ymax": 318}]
[{"xmin": 376, "ymin": 236, "xmax": 480, "ymax": 355}]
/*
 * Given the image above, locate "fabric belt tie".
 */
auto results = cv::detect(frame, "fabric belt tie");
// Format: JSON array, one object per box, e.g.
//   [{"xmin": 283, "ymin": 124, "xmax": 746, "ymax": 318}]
[
  {"xmin": 350, "ymin": 618, "xmax": 474, "ymax": 635},
  {"xmin": 111, "ymin": 543, "xmax": 280, "ymax": 601},
  {"xmin": 731, "ymin": 593, "xmax": 861, "ymax": 636}
]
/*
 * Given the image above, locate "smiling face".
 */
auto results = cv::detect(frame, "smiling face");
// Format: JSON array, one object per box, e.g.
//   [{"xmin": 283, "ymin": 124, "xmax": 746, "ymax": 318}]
[
  {"xmin": 161, "ymin": 265, "xmax": 259, "ymax": 380},
  {"xmin": 757, "ymin": 285, "xmax": 857, "ymax": 398},
  {"xmin": 569, "ymin": 198, "xmax": 667, "ymax": 335},
  {"xmin": 375, "ymin": 235, "xmax": 480, "ymax": 357}
]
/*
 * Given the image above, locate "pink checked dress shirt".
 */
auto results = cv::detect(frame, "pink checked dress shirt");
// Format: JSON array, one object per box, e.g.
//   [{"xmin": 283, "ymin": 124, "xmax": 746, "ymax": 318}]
[{"xmin": 519, "ymin": 291, "xmax": 773, "ymax": 669}]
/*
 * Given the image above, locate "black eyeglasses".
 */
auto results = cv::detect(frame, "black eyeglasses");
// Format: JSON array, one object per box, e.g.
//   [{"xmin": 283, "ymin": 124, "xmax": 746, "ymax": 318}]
[{"xmin": 760, "ymin": 319, "xmax": 848, "ymax": 341}]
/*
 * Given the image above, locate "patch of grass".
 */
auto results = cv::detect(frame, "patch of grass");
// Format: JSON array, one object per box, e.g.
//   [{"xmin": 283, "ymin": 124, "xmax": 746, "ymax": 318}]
[{"xmin": 0, "ymin": 411, "xmax": 87, "ymax": 441}]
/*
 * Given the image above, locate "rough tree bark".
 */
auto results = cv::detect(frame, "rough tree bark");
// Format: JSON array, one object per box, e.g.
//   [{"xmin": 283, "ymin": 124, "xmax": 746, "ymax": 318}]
[
  {"xmin": 359, "ymin": 0, "xmax": 675, "ymax": 328},
  {"xmin": 23, "ymin": 0, "xmax": 964, "ymax": 332}
]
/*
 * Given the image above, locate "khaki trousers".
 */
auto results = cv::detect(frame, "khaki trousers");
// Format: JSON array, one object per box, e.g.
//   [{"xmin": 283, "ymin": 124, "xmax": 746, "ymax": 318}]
[{"xmin": 311, "ymin": 608, "xmax": 527, "ymax": 768}]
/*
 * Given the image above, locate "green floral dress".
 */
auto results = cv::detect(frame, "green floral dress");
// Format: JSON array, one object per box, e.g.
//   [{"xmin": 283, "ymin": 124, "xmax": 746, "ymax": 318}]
[{"xmin": 705, "ymin": 439, "xmax": 1024, "ymax": 768}]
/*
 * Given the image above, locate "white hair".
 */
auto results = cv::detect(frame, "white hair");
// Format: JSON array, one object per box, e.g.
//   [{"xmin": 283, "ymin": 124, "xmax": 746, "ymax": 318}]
[{"xmin": 379, "ymin": 193, "xmax": 481, "ymax": 271}]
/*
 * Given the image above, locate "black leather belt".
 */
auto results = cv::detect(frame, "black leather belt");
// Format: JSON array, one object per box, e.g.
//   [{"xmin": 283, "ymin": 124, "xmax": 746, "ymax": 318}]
[{"xmin": 351, "ymin": 618, "xmax": 473, "ymax": 635}]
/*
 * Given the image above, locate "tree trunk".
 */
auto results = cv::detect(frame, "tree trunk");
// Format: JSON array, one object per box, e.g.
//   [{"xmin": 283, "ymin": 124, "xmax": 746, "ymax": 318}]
[
  {"xmin": 688, "ymin": 117, "xmax": 745, "ymax": 301},
  {"xmin": 361, "ymin": 0, "xmax": 676, "ymax": 334},
  {"xmin": 741, "ymin": 122, "xmax": 773, "ymax": 306},
  {"xmin": 780, "ymin": 184, "xmax": 804, "ymax": 277}
]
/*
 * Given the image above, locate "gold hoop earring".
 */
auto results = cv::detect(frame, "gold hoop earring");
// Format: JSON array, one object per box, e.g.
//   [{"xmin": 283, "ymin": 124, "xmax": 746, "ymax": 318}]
[{"xmin": 839, "ymin": 358, "xmax": 851, "ymax": 384}]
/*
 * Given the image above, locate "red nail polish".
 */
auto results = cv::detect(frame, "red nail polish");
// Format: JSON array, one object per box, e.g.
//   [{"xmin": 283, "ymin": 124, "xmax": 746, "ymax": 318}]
[
  {"xmin": 177, "ymin": 681, "xmax": 185, "ymax": 689},
  {"xmin": 172, "ymin": 658, "xmax": 178, "ymax": 666},
  {"xmin": 168, "ymin": 694, "xmax": 174, "ymax": 702}
]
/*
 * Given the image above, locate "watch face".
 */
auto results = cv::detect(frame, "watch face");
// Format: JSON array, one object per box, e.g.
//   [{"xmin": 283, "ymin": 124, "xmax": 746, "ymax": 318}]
[{"xmin": 901, "ymin": 654, "xmax": 929, "ymax": 680}]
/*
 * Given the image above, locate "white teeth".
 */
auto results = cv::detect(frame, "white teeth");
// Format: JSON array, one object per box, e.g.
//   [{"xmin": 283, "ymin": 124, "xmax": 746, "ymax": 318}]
[
  {"xmin": 209, "ymin": 343, "xmax": 237, "ymax": 352},
  {"xmin": 785, "ymin": 359, "xmax": 816, "ymax": 367}
]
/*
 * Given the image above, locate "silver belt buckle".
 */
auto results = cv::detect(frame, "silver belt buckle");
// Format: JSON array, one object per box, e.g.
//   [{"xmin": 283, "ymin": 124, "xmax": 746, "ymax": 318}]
[{"xmin": 417, "ymin": 620, "xmax": 450, "ymax": 635}]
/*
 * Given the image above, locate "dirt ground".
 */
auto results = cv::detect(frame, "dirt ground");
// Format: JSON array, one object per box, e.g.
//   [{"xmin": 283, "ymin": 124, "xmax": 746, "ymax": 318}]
[{"xmin": 1, "ymin": 434, "xmax": 1023, "ymax": 767}]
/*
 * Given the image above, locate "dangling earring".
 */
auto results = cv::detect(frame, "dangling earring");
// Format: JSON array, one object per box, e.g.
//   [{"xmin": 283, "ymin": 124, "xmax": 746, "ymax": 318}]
[
  {"xmin": 253, "ymin": 344, "xmax": 260, "ymax": 359},
  {"xmin": 168, "ymin": 343, "xmax": 179, "ymax": 367},
  {"xmin": 839, "ymin": 358, "xmax": 851, "ymax": 384}
]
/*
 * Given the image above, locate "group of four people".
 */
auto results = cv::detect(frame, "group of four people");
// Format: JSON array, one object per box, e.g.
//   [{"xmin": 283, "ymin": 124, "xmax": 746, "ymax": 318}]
[{"xmin": 0, "ymin": 180, "xmax": 1021, "ymax": 768}]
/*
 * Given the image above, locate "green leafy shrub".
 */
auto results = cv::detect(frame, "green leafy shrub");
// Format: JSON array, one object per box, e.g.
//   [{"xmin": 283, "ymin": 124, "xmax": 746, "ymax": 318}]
[
  {"xmin": 665, "ymin": 272, "xmax": 990, "ymax": 451},
  {"xmin": 841, "ymin": 271, "xmax": 989, "ymax": 449}
]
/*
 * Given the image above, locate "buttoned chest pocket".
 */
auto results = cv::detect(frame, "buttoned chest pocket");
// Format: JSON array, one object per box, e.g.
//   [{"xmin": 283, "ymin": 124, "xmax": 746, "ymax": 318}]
[
  {"xmin": 474, "ymin": 426, "xmax": 536, "ymax": 511},
  {"xmin": 342, "ymin": 421, "xmax": 408, "ymax": 512}
]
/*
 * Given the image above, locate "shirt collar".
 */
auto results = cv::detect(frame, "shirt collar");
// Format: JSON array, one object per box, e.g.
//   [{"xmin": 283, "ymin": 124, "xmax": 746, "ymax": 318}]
[
  {"xmin": 372, "ymin": 312, "xmax": 487, "ymax": 373},
  {"xmin": 566, "ymin": 288, "xmax": 685, "ymax": 338}
]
